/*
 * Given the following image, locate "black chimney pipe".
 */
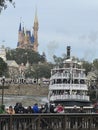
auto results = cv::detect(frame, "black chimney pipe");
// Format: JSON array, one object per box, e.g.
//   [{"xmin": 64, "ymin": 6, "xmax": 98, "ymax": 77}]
[{"xmin": 67, "ymin": 46, "xmax": 71, "ymax": 59}]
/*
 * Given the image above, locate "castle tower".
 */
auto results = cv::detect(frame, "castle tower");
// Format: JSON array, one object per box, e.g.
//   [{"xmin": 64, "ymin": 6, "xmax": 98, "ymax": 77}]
[
  {"xmin": 17, "ymin": 22, "xmax": 24, "ymax": 48},
  {"xmin": 33, "ymin": 8, "xmax": 39, "ymax": 52},
  {"xmin": 17, "ymin": 10, "xmax": 39, "ymax": 52}
]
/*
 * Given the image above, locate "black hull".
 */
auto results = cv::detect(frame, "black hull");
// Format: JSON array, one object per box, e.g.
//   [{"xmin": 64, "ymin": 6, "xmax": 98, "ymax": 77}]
[{"xmin": 50, "ymin": 100, "xmax": 92, "ymax": 107}]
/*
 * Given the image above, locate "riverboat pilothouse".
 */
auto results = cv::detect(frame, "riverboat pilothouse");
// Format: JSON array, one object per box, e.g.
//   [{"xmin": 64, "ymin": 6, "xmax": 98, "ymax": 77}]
[{"xmin": 48, "ymin": 46, "xmax": 91, "ymax": 107}]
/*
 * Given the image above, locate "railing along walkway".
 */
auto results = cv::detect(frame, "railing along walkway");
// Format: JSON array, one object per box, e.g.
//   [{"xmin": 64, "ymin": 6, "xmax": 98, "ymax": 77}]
[{"xmin": 0, "ymin": 113, "xmax": 98, "ymax": 130}]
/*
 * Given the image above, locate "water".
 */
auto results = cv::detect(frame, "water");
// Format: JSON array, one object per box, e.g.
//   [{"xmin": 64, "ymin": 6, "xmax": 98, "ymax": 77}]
[{"xmin": 0, "ymin": 95, "xmax": 48, "ymax": 107}]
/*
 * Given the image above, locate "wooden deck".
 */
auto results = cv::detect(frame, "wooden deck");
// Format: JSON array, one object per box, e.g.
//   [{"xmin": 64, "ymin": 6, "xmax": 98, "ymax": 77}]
[{"xmin": 0, "ymin": 113, "xmax": 98, "ymax": 130}]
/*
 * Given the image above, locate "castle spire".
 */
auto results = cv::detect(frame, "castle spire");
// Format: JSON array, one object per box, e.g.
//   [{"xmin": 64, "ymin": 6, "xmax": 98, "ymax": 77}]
[
  {"xmin": 33, "ymin": 8, "xmax": 39, "ymax": 52},
  {"xmin": 19, "ymin": 17, "xmax": 22, "ymax": 31},
  {"xmin": 34, "ymin": 7, "xmax": 38, "ymax": 24},
  {"xmin": 19, "ymin": 22, "xmax": 21, "ymax": 32}
]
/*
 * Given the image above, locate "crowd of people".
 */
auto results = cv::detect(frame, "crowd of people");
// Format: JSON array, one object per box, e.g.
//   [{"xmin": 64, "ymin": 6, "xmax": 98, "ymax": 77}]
[
  {"xmin": 0, "ymin": 102, "xmax": 97, "ymax": 115},
  {"xmin": 0, "ymin": 103, "xmax": 98, "ymax": 129},
  {"xmin": 0, "ymin": 103, "xmax": 93, "ymax": 114},
  {"xmin": 0, "ymin": 102, "xmax": 65, "ymax": 114},
  {"xmin": 0, "ymin": 102, "xmax": 48, "ymax": 114}
]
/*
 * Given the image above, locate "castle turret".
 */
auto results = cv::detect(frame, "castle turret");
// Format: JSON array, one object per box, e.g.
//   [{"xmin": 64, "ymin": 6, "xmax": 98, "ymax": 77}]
[
  {"xmin": 18, "ymin": 22, "xmax": 24, "ymax": 47},
  {"xmin": 33, "ymin": 8, "xmax": 39, "ymax": 52}
]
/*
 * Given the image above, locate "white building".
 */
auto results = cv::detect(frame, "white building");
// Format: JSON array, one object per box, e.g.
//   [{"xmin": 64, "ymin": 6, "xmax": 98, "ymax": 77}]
[{"xmin": 0, "ymin": 45, "xmax": 6, "ymax": 61}]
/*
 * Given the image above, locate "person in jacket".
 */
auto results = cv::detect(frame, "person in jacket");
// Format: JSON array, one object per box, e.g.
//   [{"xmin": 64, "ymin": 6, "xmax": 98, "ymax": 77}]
[
  {"xmin": 55, "ymin": 104, "xmax": 64, "ymax": 113},
  {"xmin": 26, "ymin": 106, "xmax": 34, "ymax": 113},
  {"xmin": 32, "ymin": 103, "xmax": 39, "ymax": 113}
]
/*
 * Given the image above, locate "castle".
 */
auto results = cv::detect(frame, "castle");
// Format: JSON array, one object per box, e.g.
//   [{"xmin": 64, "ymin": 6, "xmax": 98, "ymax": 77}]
[{"xmin": 17, "ymin": 10, "xmax": 39, "ymax": 52}]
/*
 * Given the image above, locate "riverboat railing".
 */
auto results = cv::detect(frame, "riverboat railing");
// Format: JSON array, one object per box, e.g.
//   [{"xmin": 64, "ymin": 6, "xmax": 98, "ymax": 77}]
[
  {"xmin": 0, "ymin": 113, "xmax": 98, "ymax": 130},
  {"xmin": 51, "ymin": 72, "xmax": 86, "ymax": 79},
  {"xmin": 49, "ymin": 84, "xmax": 88, "ymax": 91},
  {"xmin": 50, "ymin": 94, "xmax": 89, "ymax": 101}
]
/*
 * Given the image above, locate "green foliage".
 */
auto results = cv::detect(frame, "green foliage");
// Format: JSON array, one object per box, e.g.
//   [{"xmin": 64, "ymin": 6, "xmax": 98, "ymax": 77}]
[
  {"xmin": 81, "ymin": 60, "xmax": 92, "ymax": 75},
  {"xmin": 53, "ymin": 55, "xmax": 64, "ymax": 67},
  {"xmin": 93, "ymin": 59, "xmax": 98, "ymax": 70},
  {"xmin": 0, "ymin": 0, "xmax": 15, "ymax": 13},
  {"xmin": 0, "ymin": 57, "xmax": 8, "ymax": 76},
  {"xmin": 6, "ymin": 48, "xmax": 46, "ymax": 65},
  {"xmin": 25, "ymin": 63, "xmax": 52, "ymax": 79},
  {"xmin": 89, "ymin": 90, "xmax": 97, "ymax": 102}
]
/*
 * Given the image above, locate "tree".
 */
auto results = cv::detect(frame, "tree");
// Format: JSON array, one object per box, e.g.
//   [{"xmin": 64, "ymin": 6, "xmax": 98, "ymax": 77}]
[
  {"xmin": 53, "ymin": 55, "xmax": 64, "ymax": 67},
  {"xmin": 0, "ymin": 57, "xmax": 8, "ymax": 76},
  {"xmin": 81, "ymin": 60, "xmax": 92, "ymax": 75},
  {"xmin": 93, "ymin": 59, "xmax": 98, "ymax": 70},
  {"xmin": 25, "ymin": 63, "xmax": 52, "ymax": 81},
  {"xmin": 6, "ymin": 48, "xmax": 46, "ymax": 65},
  {"xmin": 37, "ymin": 64, "xmax": 51, "ymax": 79},
  {"xmin": 0, "ymin": 0, "xmax": 15, "ymax": 13}
]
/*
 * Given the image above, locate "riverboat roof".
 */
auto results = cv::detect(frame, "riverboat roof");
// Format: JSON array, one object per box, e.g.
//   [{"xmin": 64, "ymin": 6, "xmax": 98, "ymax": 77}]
[{"xmin": 63, "ymin": 58, "xmax": 82, "ymax": 65}]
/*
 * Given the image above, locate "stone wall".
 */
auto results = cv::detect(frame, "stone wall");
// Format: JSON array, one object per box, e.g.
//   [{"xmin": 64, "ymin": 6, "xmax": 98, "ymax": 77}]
[{"xmin": 0, "ymin": 84, "xmax": 48, "ymax": 96}]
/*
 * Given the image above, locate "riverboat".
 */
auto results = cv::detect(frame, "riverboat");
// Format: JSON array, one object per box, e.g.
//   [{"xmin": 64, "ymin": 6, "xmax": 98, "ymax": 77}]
[{"xmin": 48, "ymin": 46, "xmax": 91, "ymax": 107}]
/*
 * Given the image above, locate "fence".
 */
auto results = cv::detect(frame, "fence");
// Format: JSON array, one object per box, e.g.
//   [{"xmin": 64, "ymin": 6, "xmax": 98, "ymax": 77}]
[{"xmin": 0, "ymin": 113, "xmax": 98, "ymax": 130}]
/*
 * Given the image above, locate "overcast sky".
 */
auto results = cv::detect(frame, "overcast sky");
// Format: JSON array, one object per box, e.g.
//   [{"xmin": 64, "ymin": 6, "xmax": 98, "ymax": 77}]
[{"xmin": 0, "ymin": 0, "xmax": 98, "ymax": 62}]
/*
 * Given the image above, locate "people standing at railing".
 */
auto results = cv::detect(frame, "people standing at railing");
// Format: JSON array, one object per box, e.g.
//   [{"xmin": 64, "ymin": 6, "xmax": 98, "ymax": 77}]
[
  {"xmin": 5, "ymin": 105, "xmax": 15, "ymax": 130},
  {"xmin": 78, "ymin": 106, "xmax": 85, "ymax": 128},
  {"xmin": 32, "ymin": 103, "xmax": 39, "ymax": 113},
  {"xmin": 39, "ymin": 104, "xmax": 46, "ymax": 113},
  {"xmin": 14, "ymin": 102, "xmax": 25, "ymax": 130},
  {"xmin": 26, "ymin": 106, "xmax": 34, "ymax": 113},
  {"xmin": 14, "ymin": 102, "xmax": 25, "ymax": 114},
  {"xmin": 14, "ymin": 102, "xmax": 20, "ymax": 113},
  {"xmin": 70, "ymin": 105, "xmax": 78, "ymax": 128},
  {"xmin": 54, "ymin": 104, "xmax": 64, "ymax": 113},
  {"xmin": 6, "ymin": 105, "xmax": 15, "ymax": 114},
  {"xmin": 92, "ymin": 102, "xmax": 98, "ymax": 128},
  {"xmin": 44, "ymin": 103, "xmax": 49, "ymax": 113},
  {"xmin": 50, "ymin": 103, "xmax": 56, "ymax": 113},
  {"xmin": 25, "ymin": 106, "xmax": 34, "ymax": 130}
]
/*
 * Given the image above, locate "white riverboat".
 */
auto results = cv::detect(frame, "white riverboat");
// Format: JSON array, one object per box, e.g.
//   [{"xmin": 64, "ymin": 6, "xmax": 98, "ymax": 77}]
[{"xmin": 48, "ymin": 46, "xmax": 91, "ymax": 107}]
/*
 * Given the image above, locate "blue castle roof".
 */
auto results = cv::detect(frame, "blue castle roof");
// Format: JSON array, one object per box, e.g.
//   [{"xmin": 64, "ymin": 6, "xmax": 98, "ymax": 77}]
[
  {"xmin": 30, "ymin": 35, "xmax": 34, "ymax": 43},
  {"xmin": 19, "ymin": 23, "xmax": 21, "ymax": 31},
  {"xmin": 26, "ymin": 30, "xmax": 34, "ymax": 44},
  {"xmin": 17, "ymin": 42, "xmax": 19, "ymax": 47}
]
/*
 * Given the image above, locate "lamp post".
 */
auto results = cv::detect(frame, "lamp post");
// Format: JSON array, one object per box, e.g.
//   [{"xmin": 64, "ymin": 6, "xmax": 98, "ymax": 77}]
[{"xmin": 1, "ymin": 76, "xmax": 5, "ymax": 105}]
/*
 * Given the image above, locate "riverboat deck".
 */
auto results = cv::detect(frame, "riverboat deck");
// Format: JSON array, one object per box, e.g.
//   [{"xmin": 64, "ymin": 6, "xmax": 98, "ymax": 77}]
[{"xmin": 0, "ymin": 113, "xmax": 98, "ymax": 130}]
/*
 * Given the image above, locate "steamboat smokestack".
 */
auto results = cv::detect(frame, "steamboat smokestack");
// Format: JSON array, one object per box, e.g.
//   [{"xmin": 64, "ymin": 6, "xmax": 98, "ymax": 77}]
[{"xmin": 67, "ymin": 46, "xmax": 71, "ymax": 59}]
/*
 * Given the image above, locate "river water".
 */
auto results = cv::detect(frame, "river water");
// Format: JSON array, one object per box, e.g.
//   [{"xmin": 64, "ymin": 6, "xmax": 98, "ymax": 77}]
[{"xmin": 0, "ymin": 95, "xmax": 48, "ymax": 108}]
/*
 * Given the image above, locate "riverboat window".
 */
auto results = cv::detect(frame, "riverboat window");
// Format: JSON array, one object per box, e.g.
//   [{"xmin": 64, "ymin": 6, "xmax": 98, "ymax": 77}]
[
  {"xmin": 53, "ymin": 79, "xmax": 55, "ymax": 84},
  {"xmin": 57, "ymin": 79, "xmax": 62, "ymax": 84},
  {"xmin": 74, "ymin": 79, "xmax": 79, "ymax": 84},
  {"xmin": 63, "ymin": 79, "xmax": 67, "ymax": 83},
  {"xmin": 80, "ymin": 79, "xmax": 85, "ymax": 84},
  {"xmin": 68, "ymin": 79, "xmax": 70, "ymax": 83},
  {"xmin": 52, "ymin": 90, "xmax": 56, "ymax": 95}
]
